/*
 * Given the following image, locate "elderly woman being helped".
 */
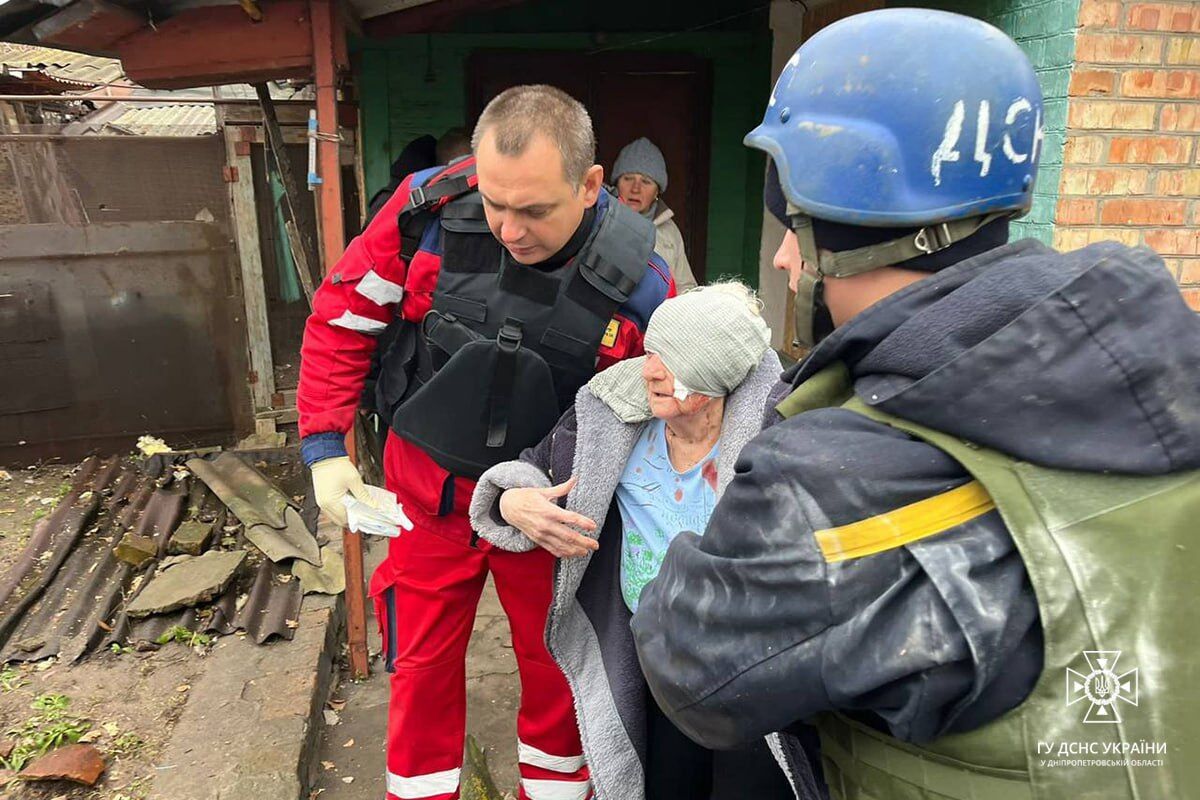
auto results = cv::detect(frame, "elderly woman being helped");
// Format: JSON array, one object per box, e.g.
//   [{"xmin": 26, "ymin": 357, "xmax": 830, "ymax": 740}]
[{"xmin": 469, "ymin": 284, "xmax": 797, "ymax": 800}]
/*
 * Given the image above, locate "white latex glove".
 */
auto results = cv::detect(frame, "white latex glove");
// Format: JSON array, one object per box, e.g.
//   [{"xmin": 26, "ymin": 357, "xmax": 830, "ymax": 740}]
[{"xmin": 311, "ymin": 456, "xmax": 373, "ymax": 529}]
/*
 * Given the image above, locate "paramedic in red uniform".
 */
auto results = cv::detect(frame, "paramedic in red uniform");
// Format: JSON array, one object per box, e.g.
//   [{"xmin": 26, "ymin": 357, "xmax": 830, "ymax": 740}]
[{"xmin": 297, "ymin": 85, "xmax": 674, "ymax": 800}]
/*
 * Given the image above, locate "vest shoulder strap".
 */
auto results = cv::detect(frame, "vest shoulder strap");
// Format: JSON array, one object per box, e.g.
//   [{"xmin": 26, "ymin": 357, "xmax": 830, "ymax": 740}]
[
  {"xmin": 575, "ymin": 192, "xmax": 656, "ymax": 303},
  {"xmin": 398, "ymin": 160, "xmax": 479, "ymax": 262}
]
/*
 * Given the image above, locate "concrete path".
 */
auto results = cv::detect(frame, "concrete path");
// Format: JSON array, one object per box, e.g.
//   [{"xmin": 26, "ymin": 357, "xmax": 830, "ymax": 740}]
[
  {"xmin": 312, "ymin": 539, "xmax": 522, "ymax": 799},
  {"xmin": 151, "ymin": 592, "xmax": 341, "ymax": 800}
]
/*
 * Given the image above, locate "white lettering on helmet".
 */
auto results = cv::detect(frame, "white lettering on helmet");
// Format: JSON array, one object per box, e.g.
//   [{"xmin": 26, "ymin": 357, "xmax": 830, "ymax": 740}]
[
  {"xmin": 1031, "ymin": 107, "xmax": 1044, "ymax": 164},
  {"xmin": 974, "ymin": 100, "xmax": 992, "ymax": 178},
  {"xmin": 1002, "ymin": 98, "xmax": 1032, "ymax": 163},
  {"xmin": 933, "ymin": 97, "xmax": 1044, "ymax": 186},
  {"xmin": 930, "ymin": 100, "xmax": 965, "ymax": 187}
]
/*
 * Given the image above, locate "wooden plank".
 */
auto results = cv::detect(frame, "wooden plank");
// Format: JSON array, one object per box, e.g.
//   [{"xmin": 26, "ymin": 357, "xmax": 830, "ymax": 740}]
[
  {"xmin": 219, "ymin": 104, "xmax": 314, "ymax": 127},
  {"xmin": 271, "ymin": 388, "xmax": 298, "ymax": 403},
  {"xmin": 217, "ymin": 99, "xmax": 277, "ymax": 418},
  {"xmin": 255, "ymin": 407, "xmax": 299, "ymax": 424}
]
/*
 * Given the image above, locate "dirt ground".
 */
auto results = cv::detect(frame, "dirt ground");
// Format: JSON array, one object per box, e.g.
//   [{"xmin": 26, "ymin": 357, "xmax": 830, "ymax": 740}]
[
  {"xmin": 0, "ymin": 462, "xmax": 210, "ymax": 799},
  {"xmin": 0, "ymin": 646, "xmax": 206, "ymax": 799},
  {"xmin": 0, "ymin": 455, "xmax": 331, "ymax": 800}
]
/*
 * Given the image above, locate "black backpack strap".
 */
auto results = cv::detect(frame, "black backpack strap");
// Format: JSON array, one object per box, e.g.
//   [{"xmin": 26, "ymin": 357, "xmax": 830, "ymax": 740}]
[
  {"xmin": 397, "ymin": 162, "xmax": 478, "ymax": 263},
  {"xmin": 575, "ymin": 191, "xmax": 656, "ymax": 303}
]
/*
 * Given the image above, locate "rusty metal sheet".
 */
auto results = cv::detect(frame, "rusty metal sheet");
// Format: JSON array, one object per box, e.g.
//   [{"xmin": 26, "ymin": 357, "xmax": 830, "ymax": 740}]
[{"xmin": 0, "ymin": 220, "xmax": 251, "ymax": 465}]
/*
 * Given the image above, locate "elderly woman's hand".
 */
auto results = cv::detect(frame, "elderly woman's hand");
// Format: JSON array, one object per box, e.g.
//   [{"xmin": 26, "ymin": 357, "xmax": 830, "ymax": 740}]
[{"xmin": 499, "ymin": 476, "xmax": 599, "ymax": 558}]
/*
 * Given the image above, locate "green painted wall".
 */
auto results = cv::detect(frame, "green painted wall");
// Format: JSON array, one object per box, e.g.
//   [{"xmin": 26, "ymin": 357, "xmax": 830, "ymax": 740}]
[
  {"xmin": 354, "ymin": 30, "xmax": 771, "ymax": 286},
  {"xmin": 904, "ymin": 0, "xmax": 1081, "ymax": 244}
]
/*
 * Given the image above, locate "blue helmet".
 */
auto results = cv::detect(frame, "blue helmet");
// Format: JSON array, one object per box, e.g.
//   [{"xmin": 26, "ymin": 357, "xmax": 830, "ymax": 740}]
[{"xmin": 746, "ymin": 8, "xmax": 1044, "ymax": 228}]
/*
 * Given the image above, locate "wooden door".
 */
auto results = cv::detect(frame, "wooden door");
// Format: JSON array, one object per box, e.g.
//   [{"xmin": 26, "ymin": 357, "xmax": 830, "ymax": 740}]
[{"xmin": 467, "ymin": 50, "xmax": 713, "ymax": 282}]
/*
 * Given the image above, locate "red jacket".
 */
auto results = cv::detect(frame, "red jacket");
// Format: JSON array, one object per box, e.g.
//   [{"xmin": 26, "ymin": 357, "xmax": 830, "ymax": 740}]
[{"xmin": 298, "ymin": 158, "xmax": 675, "ymax": 472}]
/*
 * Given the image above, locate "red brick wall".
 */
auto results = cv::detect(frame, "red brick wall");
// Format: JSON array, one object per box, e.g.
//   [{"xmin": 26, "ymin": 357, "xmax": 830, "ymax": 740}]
[{"xmin": 1057, "ymin": 0, "xmax": 1200, "ymax": 310}]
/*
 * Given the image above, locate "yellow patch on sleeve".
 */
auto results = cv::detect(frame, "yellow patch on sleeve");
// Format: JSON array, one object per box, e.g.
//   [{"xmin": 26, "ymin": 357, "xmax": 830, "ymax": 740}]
[
  {"xmin": 600, "ymin": 318, "xmax": 620, "ymax": 349},
  {"xmin": 815, "ymin": 480, "xmax": 996, "ymax": 563}
]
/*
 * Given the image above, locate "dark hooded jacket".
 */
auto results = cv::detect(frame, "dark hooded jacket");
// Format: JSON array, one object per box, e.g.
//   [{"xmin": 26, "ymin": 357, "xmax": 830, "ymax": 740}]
[{"xmin": 631, "ymin": 239, "xmax": 1200, "ymax": 752}]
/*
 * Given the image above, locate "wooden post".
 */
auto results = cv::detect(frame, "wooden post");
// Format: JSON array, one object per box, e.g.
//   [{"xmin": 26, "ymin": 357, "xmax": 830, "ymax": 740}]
[
  {"xmin": 311, "ymin": 0, "xmax": 369, "ymax": 681},
  {"xmin": 217, "ymin": 97, "xmax": 278, "ymax": 434}
]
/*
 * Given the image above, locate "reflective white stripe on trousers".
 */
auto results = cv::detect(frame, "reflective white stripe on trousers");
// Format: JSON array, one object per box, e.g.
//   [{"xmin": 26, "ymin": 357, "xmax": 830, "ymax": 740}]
[
  {"xmin": 517, "ymin": 741, "xmax": 587, "ymax": 773},
  {"xmin": 386, "ymin": 767, "xmax": 460, "ymax": 799},
  {"xmin": 521, "ymin": 777, "xmax": 591, "ymax": 800}
]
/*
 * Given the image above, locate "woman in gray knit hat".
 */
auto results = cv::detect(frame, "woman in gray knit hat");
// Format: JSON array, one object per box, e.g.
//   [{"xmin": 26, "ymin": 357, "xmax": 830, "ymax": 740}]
[
  {"xmin": 469, "ymin": 284, "xmax": 797, "ymax": 800},
  {"xmin": 612, "ymin": 137, "xmax": 698, "ymax": 292}
]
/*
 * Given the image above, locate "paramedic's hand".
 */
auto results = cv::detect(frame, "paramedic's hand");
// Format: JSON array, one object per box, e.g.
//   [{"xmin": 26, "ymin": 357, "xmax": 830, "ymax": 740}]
[
  {"xmin": 499, "ymin": 476, "xmax": 598, "ymax": 558},
  {"xmin": 311, "ymin": 456, "xmax": 373, "ymax": 529}
]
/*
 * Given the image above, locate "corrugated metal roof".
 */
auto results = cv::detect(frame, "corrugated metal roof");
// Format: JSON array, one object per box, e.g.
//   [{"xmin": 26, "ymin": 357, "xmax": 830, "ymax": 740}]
[
  {"xmin": 0, "ymin": 43, "xmax": 128, "ymax": 87},
  {"xmin": 104, "ymin": 103, "xmax": 217, "ymax": 136},
  {"xmin": 0, "ymin": 44, "xmax": 311, "ymax": 137}
]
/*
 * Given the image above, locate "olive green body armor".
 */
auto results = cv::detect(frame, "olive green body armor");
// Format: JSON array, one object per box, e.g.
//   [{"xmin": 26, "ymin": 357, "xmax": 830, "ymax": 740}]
[{"xmin": 779, "ymin": 364, "xmax": 1200, "ymax": 800}]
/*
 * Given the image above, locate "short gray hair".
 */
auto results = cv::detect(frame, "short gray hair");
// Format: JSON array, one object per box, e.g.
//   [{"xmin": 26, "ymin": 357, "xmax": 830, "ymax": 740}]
[{"xmin": 471, "ymin": 85, "xmax": 596, "ymax": 186}]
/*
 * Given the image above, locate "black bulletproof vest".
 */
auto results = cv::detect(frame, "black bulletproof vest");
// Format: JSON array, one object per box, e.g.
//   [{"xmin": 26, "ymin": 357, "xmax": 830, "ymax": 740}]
[{"xmin": 382, "ymin": 190, "xmax": 655, "ymax": 478}]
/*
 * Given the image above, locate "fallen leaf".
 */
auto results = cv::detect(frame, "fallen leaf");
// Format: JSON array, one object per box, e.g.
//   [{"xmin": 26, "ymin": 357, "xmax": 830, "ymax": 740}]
[
  {"xmin": 102, "ymin": 722, "xmax": 120, "ymax": 736},
  {"xmin": 321, "ymin": 761, "xmax": 336, "ymax": 771},
  {"xmin": 341, "ymin": 776, "xmax": 354, "ymax": 784},
  {"xmin": 342, "ymin": 738, "xmax": 355, "ymax": 748},
  {"xmin": 77, "ymin": 730, "xmax": 102, "ymax": 744}
]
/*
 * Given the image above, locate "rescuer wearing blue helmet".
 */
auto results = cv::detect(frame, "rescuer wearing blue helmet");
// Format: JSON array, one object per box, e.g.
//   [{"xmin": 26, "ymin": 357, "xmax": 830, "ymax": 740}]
[{"xmin": 632, "ymin": 9, "xmax": 1200, "ymax": 800}]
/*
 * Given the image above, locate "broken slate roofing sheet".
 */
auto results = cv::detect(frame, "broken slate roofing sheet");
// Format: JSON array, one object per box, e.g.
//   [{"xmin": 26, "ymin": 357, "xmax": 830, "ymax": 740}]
[
  {"xmin": 0, "ymin": 457, "xmax": 147, "ymax": 663},
  {"xmin": 0, "ymin": 451, "xmax": 323, "ymax": 663},
  {"xmin": 124, "ymin": 549, "xmax": 247, "ymax": 618},
  {"xmin": 188, "ymin": 453, "xmax": 320, "ymax": 565},
  {"xmin": 230, "ymin": 559, "xmax": 302, "ymax": 644}
]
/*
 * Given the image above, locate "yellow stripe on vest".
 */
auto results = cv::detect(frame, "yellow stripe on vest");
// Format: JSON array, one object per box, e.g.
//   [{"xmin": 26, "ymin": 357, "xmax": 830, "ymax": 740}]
[{"xmin": 815, "ymin": 480, "xmax": 996, "ymax": 563}]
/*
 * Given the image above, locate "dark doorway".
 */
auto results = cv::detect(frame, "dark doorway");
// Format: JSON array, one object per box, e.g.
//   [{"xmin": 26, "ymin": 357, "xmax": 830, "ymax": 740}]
[{"xmin": 467, "ymin": 50, "xmax": 713, "ymax": 283}]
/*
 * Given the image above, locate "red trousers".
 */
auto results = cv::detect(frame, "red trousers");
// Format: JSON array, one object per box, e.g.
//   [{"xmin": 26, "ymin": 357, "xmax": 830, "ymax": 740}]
[{"xmin": 370, "ymin": 434, "xmax": 590, "ymax": 800}]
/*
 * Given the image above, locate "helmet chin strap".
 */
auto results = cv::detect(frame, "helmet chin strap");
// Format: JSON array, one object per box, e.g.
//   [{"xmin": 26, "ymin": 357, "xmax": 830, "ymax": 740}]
[
  {"xmin": 785, "ymin": 206, "xmax": 1010, "ymax": 349},
  {"xmin": 788, "ymin": 205, "xmax": 1012, "ymax": 278}
]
